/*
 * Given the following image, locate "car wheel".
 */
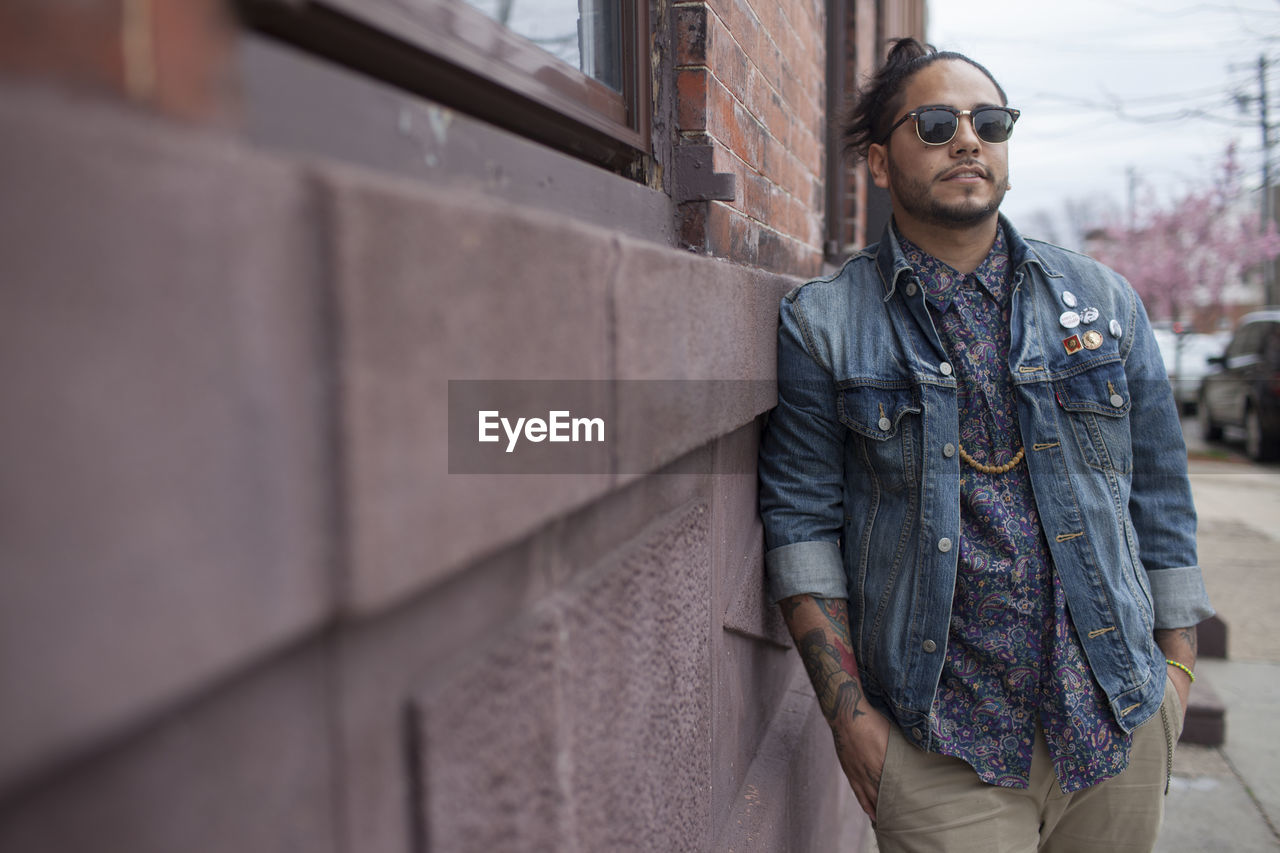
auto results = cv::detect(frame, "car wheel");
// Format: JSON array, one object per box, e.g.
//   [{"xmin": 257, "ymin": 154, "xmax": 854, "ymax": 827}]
[
  {"xmin": 1198, "ymin": 392, "xmax": 1223, "ymax": 441},
  {"xmin": 1245, "ymin": 406, "xmax": 1277, "ymax": 461}
]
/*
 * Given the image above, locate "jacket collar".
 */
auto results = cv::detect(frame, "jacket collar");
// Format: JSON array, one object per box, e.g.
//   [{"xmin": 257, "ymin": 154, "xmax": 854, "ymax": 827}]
[{"xmin": 873, "ymin": 213, "xmax": 1057, "ymax": 299}]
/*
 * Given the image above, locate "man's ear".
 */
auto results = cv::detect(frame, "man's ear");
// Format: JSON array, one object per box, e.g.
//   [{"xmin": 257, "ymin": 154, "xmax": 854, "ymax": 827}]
[{"xmin": 867, "ymin": 143, "xmax": 890, "ymax": 190}]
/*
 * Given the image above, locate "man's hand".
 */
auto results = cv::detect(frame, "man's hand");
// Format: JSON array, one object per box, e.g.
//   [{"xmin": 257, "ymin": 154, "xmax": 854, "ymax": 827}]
[
  {"xmin": 1155, "ymin": 625, "xmax": 1198, "ymax": 721},
  {"xmin": 779, "ymin": 594, "xmax": 891, "ymax": 820},
  {"xmin": 831, "ymin": 702, "xmax": 892, "ymax": 820}
]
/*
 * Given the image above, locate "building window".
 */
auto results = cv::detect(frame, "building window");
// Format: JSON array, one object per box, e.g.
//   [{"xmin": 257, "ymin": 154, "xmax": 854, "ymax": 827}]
[
  {"xmin": 239, "ymin": 0, "xmax": 650, "ymax": 169},
  {"xmin": 461, "ymin": 0, "xmax": 624, "ymax": 93}
]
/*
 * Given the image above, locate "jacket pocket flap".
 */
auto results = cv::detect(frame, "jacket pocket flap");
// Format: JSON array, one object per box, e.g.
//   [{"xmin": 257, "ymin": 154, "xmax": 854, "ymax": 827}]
[
  {"xmin": 1056, "ymin": 361, "xmax": 1131, "ymax": 417},
  {"xmin": 837, "ymin": 385, "xmax": 920, "ymax": 439}
]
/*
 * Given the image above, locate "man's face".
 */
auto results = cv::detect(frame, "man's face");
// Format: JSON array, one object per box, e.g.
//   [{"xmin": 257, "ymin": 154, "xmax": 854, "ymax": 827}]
[{"xmin": 867, "ymin": 60, "xmax": 1010, "ymax": 233}]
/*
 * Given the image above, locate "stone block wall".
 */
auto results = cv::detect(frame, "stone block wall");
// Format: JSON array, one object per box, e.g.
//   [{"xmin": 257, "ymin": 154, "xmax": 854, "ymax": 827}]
[{"xmin": 0, "ymin": 85, "xmax": 862, "ymax": 853}]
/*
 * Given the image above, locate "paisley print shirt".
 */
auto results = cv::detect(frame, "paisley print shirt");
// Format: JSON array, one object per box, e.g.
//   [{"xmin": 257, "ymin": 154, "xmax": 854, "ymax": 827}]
[{"xmin": 897, "ymin": 224, "xmax": 1131, "ymax": 793}]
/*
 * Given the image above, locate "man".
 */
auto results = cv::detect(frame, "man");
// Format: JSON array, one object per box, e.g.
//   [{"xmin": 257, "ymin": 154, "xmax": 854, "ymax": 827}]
[{"xmin": 758, "ymin": 38, "xmax": 1212, "ymax": 852}]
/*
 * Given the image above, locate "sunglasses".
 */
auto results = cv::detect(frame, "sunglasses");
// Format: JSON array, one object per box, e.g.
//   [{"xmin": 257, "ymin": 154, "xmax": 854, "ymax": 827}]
[{"xmin": 883, "ymin": 106, "xmax": 1021, "ymax": 146}]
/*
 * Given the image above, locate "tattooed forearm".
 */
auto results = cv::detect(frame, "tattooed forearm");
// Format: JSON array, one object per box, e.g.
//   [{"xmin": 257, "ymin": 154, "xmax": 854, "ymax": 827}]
[
  {"xmin": 1177, "ymin": 626, "xmax": 1198, "ymax": 657},
  {"xmin": 797, "ymin": 628, "xmax": 868, "ymax": 723},
  {"xmin": 815, "ymin": 598, "xmax": 854, "ymax": 648},
  {"xmin": 1155, "ymin": 626, "xmax": 1198, "ymax": 666}
]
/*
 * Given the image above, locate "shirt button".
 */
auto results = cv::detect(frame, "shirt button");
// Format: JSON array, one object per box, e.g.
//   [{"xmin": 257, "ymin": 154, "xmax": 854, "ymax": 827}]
[
  {"xmin": 939, "ymin": 362, "xmax": 953, "ymax": 376},
  {"xmin": 922, "ymin": 639, "xmax": 937, "ymax": 653},
  {"xmin": 938, "ymin": 537, "xmax": 952, "ymax": 552},
  {"xmin": 943, "ymin": 442, "xmax": 956, "ymax": 458},
  {"xmin": 1110, "ymin": 393, "xmax": 1125, "ymax": 407},
  {"xmin": 878, "ymin": 417, "xmax": 892, "ymax": 431},
  {"xmin": 905, "ymin": 281, "xmax": 918, "ymax": 296}
]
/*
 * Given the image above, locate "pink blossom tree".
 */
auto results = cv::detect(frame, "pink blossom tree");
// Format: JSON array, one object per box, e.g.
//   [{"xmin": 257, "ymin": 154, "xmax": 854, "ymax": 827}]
[{"xmin": 1089, "ymin": 144, "xmax": 1280, "ymax": 328}]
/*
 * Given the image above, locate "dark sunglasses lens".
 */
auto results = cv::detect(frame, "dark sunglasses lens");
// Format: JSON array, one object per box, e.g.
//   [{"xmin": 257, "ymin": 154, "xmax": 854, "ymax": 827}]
[
  {"xmin": 916, "ymin": 110, "xmax": 958, "ymax": 144},
  {"xmin": 973, "ymin": 109, "xmax": 1014, "ymax": 142}
]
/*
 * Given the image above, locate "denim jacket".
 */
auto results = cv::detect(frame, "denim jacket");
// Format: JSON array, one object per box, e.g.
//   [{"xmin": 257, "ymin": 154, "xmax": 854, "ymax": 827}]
[{"xmin": 758, "ymin": 216, "xmax": 1214, "ymax": 749}]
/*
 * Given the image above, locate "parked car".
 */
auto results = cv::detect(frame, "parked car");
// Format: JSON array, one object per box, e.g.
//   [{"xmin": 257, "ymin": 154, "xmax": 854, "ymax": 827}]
[
  {"xmin": 1198, "ymin": 309, "xmax": 1280, "ymax": 461},
  {"xmin": 1153, "ymin": 329, "xmax": 1231, "ymax": 414}
]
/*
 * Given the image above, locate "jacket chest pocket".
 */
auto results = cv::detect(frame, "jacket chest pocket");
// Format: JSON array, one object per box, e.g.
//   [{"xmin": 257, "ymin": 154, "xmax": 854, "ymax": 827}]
[
  {"xmin": 837, "ymin": 384, "xmax": 922, "ymax": 493},
  {"xmin": 1054, "ymin": 361, "xmax": 1133, "ymax": 474}
]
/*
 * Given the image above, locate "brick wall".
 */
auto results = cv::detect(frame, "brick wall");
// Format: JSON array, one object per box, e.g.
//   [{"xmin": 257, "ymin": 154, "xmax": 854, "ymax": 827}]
[
  {"xmin": 674, "ymin": 0, "xmax": 827, "ymax": 276},
  {"xmin": 0, "ymin": 0, "xmax": 236, "ymax": 123}
]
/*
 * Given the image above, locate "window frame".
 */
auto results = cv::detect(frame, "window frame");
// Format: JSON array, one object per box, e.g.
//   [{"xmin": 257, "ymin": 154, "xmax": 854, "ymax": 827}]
[{"xmin": 239, "ymin": 0, "xmax": 651, "ymax": 170}]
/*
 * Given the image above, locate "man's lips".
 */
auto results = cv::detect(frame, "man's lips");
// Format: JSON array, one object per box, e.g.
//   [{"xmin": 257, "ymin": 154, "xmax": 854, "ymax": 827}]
[{"xmin": 940, "ymin": 164, "xmax": 989, "ymax": 182}]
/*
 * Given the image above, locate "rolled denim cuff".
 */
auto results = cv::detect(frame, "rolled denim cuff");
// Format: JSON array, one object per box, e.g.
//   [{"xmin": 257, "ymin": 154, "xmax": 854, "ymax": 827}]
[
  {"xmin": 765, "ymin": 540, "xmax": 847, "ymax": 603},
  {"xmin": 1147, "ymin": 565, "xmax": 1216, "ymax": 629}
]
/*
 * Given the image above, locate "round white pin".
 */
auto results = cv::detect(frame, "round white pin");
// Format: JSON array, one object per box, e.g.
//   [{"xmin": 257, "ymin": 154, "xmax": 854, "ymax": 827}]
[
  {"xmin": 1109, "ymin": 319, "xmax": 1123, "ymax": 338},
  {"xmin": 1062, "ymin": 291, "xmax": 1078, "ymax": 308},
  {"xmin": 1060, "ymin": 311, "xmax": 1081, "ymax": 329},
  {"xmin": 1081, "ymin": 307, "xmax": 1100, "ymax": 324}
]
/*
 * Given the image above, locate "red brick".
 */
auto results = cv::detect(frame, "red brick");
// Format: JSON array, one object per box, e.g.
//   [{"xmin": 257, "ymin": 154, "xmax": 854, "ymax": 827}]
[
  {"xmin": 761, "ymin": 85, "xmax": 792, "ymax": 149},
  {"xmin": 744, "ymin": 64, "xmax": 766, "ymax": 123},
  {"xmin": 708, "ymin": 0, "xmax": 762, "ymax": 62},
  {"xmin": 707, "ymin": 16, "xmax": 749, "ymax": 105},
  {"xmin": 678, "ymin": 200, "xmax": 709, "ymax": 250},
  {"xmin": 711, "ymin": 141, "xmax": 748, "ymax": 213},
  {"xmin": 728, "ymin": 208, "xmax": 759, "ymax": 265},
  {"xmin": 0, "ymin": 0, "xmax": 235, "ymax": 123},
  {"xmin": 735, "ymin": 100, "xmax": 766, "ymax": 170},
  {"xmin": 773, "ymin": 193, "xmax": 803, "ymax": 242},
  {"xmin": 778, "ymin": 58, "xmax": 806, "ymax": 116},
  {"xmin": 707, "ymin": 77, "xmax": 762, "ymax": 172},
  {"xmin": 757, "ymin": 227, "xmax": 793, "ymax": 274},
  {"xmin": 676, "ymin": 67, "xmax": 710, "ymax": 131},
  {"xmin": 792, "ymin": 122, "xmax": 820, "ymax": 175},
  {"xmin": 772, "ymin": 147, "xmax": 800, "ymax": 199},
  {"xmin": 0, "ymin": 0, "xmax": 125, "ymax": 92},
  {"xmin": 150, "ymin": 0, "xmax": 236, "ymax": 122},
  {"xmin": 760, "ymin": 134, "xmax": 786, "ymax": 192},
  {"xmin": 706, "ymin": 201, "xmax": 734, "ymax": 257},
  {"xmin": 811, "ymin": 172, "xmax": 826, "ymax": 214},
  {"xmin": 675, "ymin": 6, "xmax": 709, "ymax": 66},
  {"xmin": 754, "ymin": 0, "xmax": 785, "ymax": 59},
  {"xmin": 744, "ymin": 171, "xmax": 774, "ymax": 223}
]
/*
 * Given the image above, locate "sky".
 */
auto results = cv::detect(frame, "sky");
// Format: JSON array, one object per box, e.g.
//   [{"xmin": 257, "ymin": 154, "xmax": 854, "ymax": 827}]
[{"xmin": 929, "ymin": 0, "xmax": 1280, "ymax": 247}]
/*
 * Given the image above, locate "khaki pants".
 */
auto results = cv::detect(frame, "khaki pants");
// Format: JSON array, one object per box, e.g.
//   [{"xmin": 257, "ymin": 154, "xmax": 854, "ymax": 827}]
[{"xmin": 874, "ymin": 676, "xmax": 1184, "ymax": 853}]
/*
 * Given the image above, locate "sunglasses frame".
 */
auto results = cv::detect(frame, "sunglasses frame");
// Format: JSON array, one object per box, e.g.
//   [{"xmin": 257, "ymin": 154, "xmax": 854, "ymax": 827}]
[{"xmin": 883, "ymin": 106, "xmax": 1021, "ymax": 146}]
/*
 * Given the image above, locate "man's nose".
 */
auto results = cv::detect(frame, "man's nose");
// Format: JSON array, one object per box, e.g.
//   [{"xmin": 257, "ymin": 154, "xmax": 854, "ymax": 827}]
[{"xmin": 951, "ymin": 114, "xmax": 982, "ymax": 153}]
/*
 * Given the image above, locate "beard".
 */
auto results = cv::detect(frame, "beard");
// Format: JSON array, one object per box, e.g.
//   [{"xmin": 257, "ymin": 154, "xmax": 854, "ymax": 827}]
[{"xmin": 887, "ymin": 155, "xmax": 1007, "ymax": 229}]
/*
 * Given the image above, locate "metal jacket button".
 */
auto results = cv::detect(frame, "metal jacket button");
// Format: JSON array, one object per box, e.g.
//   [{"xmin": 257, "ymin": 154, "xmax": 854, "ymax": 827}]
[
  {"xmin": 943, "ymin": 442, "xmax": 956, "ymax": 458},
  {"xmin": 922, "ymin": 639, "xmax": 937, "ymax": 653},
  {"xmin": 905, "ymin": 281, "xmax": 918, "ymax": 296},
  {"xmin": 1110, "ymin": 393, "xmax": 1124, "ymax": 407},
  {"xmin": 940, "ymin": 362, "xmax": 953, "ymax": 376},
  {"xmin": 878, "ymin": 417, "xmax": 892, "ymax": 431},
  {"xmin": 938, "ymin": 537, "xmax": 952, "ymax": 552}
]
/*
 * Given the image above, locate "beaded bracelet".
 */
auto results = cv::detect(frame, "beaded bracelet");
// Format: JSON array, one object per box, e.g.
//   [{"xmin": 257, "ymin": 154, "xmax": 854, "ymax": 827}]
[{"xmin": 1166, "ymin": 659, "xmax": 1196, "ymax": 683}]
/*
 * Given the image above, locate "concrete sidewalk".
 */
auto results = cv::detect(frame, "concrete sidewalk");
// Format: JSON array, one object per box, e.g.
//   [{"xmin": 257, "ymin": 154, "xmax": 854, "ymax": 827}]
[
  {"xmin": 1160, "ymin": 662, "xmax": 1280, "ymax": 852},
  {"xmin": 1157, "ymin": 449, "xmax": 1280, "ymax": 852}
]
